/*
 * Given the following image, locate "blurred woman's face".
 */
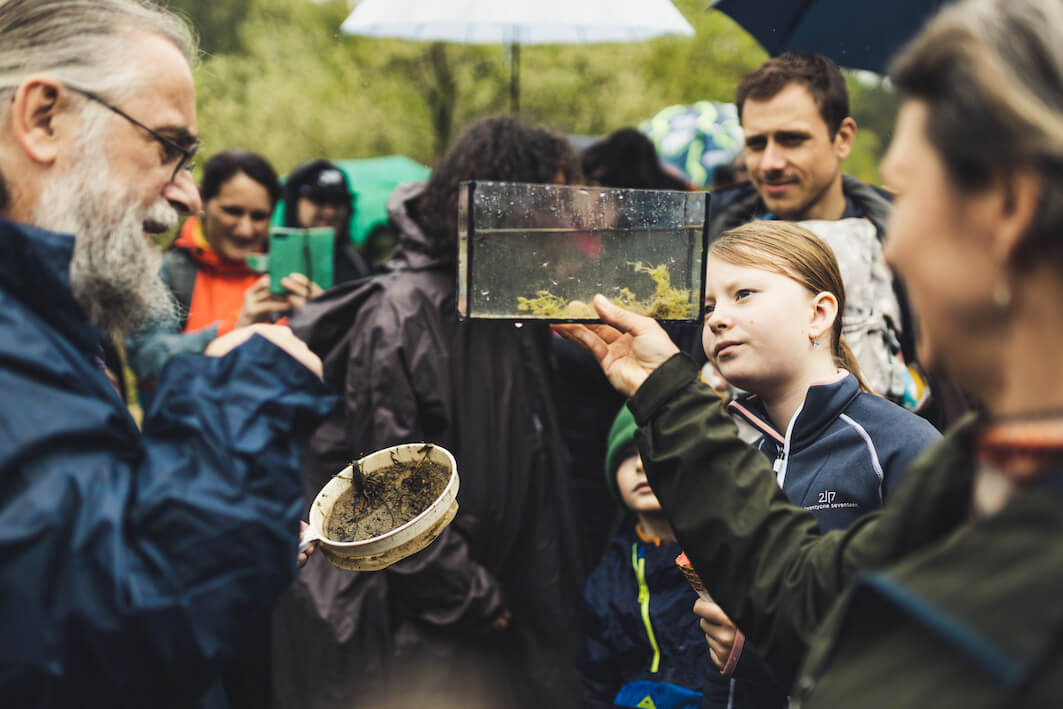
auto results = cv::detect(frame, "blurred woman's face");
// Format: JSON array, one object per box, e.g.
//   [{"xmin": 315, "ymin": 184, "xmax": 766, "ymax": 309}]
[
  {"xmin": 202, "ymin": 172, "xmax": 273, "ymax": 263},
  {"xmin": 881, "ymin": 100, "xmax": 1006, "ymax": 386}
]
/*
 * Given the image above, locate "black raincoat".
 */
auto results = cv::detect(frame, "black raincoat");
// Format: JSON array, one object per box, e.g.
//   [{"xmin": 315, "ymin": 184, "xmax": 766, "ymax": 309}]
[{"xmin": 274, "ymin": 183, "xmax": 584, "ymax": 708}]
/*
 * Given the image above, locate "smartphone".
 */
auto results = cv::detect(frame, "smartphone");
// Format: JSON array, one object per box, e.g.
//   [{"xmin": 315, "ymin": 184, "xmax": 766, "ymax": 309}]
[{"xmin": 267, "ymin": 226, "xmax": 335, "ymax": 295}]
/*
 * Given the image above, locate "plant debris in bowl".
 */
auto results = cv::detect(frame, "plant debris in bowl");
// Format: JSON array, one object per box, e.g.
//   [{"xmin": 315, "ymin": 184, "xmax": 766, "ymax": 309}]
[{"xmin": 324, "ymin": 446, "xmax": 450, "ymax": 543}]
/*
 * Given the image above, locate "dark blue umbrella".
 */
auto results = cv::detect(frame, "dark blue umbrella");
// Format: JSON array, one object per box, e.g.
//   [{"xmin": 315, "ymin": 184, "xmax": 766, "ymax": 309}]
[{"xmin": 712, "ymin": 0, "xmax": 956, "ymax": 75}]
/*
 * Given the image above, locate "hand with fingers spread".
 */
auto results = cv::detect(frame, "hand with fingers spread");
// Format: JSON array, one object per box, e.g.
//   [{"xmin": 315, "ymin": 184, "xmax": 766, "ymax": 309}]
[
  {"xmin": 280, "ymin": 272, "xmax": 323, "ymax": 311},
  {"xmin": 694, "ymin": 598, "xmax": 742, "ymax": 672},
  {"xmin": 235, "ymin": 274, "xmax": 291, "ymax": 328},
  {"xmin": 552, "ymin": 294, "xmax": 680, "ymax": 397}
]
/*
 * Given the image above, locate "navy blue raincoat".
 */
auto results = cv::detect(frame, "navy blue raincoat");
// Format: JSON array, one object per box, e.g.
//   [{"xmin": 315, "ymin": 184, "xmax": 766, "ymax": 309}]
[{"xmin": 0, "ymin": 219, "xmax": 335, "ymax": 707}]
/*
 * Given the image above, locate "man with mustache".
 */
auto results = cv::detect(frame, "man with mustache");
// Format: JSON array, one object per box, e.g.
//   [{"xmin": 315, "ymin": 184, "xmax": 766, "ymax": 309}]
[
  {"xmin": 716, "ymin": 53, "xmax": 866, "ymax": 229},
  {"xmin": 709, "ymin": 52, "xmax": 924, "ymax": 413},
  {"xmin": 0, "ymin": 1, "xmax": 334, "ymax": 706}
]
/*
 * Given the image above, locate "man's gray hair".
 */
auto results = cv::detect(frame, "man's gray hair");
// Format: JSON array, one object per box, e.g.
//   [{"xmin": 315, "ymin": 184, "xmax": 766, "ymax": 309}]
[
  {"xmin": 0, "ymin": 0, "xmax": 196, "ymax": 103},
  {"xmin": 0, "ymin": 0, "xmax": 196, "ymax": 209}
]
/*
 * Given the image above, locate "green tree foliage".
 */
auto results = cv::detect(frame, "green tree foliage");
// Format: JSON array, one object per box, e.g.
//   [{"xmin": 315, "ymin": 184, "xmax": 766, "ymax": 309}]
[
  {"xmin": 186, "ymin": 0, "xmax": 892, "ymax": 184},
  {"xmin": 845, "ymin": 74, "xmax": 900, "ymax": 184},
  {"xmin": 161, "ymin": 0, "xmax": 252, "ymax": 55}
]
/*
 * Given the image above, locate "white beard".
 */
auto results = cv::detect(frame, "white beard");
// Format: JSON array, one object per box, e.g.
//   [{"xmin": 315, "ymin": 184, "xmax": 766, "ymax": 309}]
[{"xmin": 33, "ymin": 142, "xmax": 179, "ymax": 335}]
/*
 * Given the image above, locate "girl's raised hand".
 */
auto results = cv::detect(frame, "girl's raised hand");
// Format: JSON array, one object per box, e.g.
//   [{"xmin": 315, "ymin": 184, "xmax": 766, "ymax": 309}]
[{"xmin": 552, "ymin": 294, "xmax": 679, "ymax": 398}]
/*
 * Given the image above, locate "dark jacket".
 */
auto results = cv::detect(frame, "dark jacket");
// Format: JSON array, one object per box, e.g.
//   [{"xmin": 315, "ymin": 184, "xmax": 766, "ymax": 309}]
[
  {"xmin": 708, "ymin": 176, "xmax": 901, "ymax": 359},
  {"xmin": 709, "ymin": 175, "xmax": 892, "ymax": 243},
  {"xmin": 728, "ymin": 373, "xmax": 940, "ymax": 532},
  {"xmin": 630, "ymin": 353, "xmax": 1063, "ymax": 708},
  {"xmin": 275, "ymin": 182, "xmax": 584, "ymax": 709},
  {"xmin": 553, "ymin": 334, "xmax": 627, "ymax": 570},
  {"xmin": 582, "ymin": 525, "xmax": 788, "ymax": 709},
  {"xmin": 0, "ymin": 218, "xmax": 334, "ymax": 707}
]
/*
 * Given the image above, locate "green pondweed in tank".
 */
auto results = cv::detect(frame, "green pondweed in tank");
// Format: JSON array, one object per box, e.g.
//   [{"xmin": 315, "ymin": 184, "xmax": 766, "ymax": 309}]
[{"xmin": 516, "ymin": 262, "xmax": 693, "ymax": 319}]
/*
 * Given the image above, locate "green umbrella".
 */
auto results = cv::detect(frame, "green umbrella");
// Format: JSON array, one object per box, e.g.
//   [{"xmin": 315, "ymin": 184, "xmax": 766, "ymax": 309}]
[{"xmin": 272, "ymin": 154, "xmax": 431, "ymax": 249}]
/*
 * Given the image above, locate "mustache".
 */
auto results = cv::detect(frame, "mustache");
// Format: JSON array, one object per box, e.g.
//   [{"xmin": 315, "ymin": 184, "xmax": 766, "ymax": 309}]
[
  {"xmin": 38, "ymin": 165, "xmax": 176, "ymax": 334},
  {"xmin": 760, "ymin": 170, "xmax": 797, "ymax": 185},
  {"xmin": 143, "ymin": 201, "xmax": 178, "ymax": 234}
]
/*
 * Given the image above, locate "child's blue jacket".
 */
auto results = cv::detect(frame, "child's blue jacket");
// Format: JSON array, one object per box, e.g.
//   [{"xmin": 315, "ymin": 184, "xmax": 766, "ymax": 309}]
[{"xmin": 581, "ymin": 524, "xmax": 789, "ymax": 708}]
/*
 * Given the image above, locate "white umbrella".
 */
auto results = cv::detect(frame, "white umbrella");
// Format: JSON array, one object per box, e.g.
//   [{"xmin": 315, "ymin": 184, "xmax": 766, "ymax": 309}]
[{"xmin": 340, "ymin": 0, "xmax": 695, "ymax": 112}]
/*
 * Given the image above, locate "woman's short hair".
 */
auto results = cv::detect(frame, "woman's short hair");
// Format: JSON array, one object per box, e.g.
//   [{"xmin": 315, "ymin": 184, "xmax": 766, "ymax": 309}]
[{"xmin": 890, "ymin": 0, "xmax": 1063, "ymax": 262}]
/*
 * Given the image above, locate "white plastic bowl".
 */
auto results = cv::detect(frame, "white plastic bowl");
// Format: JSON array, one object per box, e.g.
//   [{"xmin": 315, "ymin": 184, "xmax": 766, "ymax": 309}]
[{"xmin": 305, "ymin": 443, "xmax": 459, "ymax": 571}]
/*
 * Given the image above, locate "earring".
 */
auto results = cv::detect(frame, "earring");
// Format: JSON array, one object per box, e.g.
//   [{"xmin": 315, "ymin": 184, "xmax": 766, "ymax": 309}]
[
  {"xmin": 810, "ymin": 337, "xmax": 820, "ymax": 350},
  {"xmin": 992, "ymin": 276, "xmax": 1012, "ymax": 313}
]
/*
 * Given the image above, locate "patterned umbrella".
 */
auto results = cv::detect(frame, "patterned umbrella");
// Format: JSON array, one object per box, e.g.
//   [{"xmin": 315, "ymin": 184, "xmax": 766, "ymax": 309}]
[{"xmin": 640, "ymin": 101, "xmax": 745, "ymax": 189}]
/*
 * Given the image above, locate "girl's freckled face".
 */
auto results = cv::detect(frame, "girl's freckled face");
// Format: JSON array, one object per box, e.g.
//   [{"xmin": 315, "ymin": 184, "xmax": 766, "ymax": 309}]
[{"xmin": 701, "ymin": 257, "xmax": 817, "ymax": 393}]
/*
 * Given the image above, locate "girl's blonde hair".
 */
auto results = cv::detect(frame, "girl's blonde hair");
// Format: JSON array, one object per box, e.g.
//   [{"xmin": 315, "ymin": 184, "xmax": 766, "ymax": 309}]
[{"xmin": 710, "ymin": 221, "xmax": 871, "ymax": 392}]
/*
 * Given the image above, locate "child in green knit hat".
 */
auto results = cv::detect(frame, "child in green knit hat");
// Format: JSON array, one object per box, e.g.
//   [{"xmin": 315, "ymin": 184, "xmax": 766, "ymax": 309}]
[
  {"xmin": 581, "ymin": 404, "xmax": 788, "ymax": 709},
  {"xmin": 602, "ymin": 403, "xmax": 674, "ymax": 541}
]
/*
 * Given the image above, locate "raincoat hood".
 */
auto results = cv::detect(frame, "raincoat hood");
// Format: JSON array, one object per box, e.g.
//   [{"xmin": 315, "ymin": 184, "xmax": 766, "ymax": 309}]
[{"xmin": 381, "ymin": 181, "xmax": 437, "ymax": 271}]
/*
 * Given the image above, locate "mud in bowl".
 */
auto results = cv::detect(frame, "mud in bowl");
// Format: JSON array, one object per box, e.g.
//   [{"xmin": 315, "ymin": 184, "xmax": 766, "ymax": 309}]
[{"xmin": 301, "ymin": 443, "xmax": 459, "ymax": 570}]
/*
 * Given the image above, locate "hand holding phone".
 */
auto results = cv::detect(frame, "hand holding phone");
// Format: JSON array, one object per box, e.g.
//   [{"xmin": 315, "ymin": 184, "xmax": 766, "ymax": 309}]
[
  {"xmin": 279, "ymin": 272, "xmax": 324, "ymax": 309},
  {"xmin": 235, "ymin": 274, "xmax": 291, "ymax": 328},
  {"xmin": 268, "ymin": 227, "xmax": 335, "ymax": 295}
]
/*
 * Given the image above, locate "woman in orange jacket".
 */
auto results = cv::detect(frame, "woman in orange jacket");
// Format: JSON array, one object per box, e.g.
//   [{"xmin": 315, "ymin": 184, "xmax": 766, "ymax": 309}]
[{"xmin": 126, "ymin": 149, "xmax": 319, "ymax": 404}]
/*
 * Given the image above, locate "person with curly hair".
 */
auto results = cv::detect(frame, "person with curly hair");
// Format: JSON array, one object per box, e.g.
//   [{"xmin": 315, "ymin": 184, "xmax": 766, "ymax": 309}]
[{"xmin": 274, "ymin": 116, "xmax": 586, "ymax": 709}]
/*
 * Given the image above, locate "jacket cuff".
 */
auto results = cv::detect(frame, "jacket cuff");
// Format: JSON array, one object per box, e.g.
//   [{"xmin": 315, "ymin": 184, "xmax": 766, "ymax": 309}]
[
  {"xmin": 628, "ymin": 353, "xmax": 701, "ymax": 426},
  {"xmin": 719, "ymin": 628, "xmax": 745, "ymax": 677}
]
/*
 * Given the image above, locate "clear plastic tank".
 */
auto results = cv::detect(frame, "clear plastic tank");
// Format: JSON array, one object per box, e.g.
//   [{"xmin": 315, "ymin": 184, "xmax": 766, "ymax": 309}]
[{"xmin": 458, "ymin": 181, "xmax": 709, "ymax": 321}]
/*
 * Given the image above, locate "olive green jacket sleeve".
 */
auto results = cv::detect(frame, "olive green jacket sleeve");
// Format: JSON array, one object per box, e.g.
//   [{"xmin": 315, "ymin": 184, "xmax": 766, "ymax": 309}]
[{"xmin": 629, "ymin": 353, "xmax": 977, "ymax": 677}]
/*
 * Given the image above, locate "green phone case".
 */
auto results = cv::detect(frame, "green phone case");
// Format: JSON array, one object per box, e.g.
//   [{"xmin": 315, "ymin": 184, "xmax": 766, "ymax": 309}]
[{"xmin": 267, "ymin": 227, "xmax": 335, "ymax": 295}]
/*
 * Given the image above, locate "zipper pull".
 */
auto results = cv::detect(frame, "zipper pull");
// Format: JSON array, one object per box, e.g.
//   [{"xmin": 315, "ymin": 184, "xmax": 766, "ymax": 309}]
[{"xmin": 773, "ymin": 451, "xmax": 786, "ymax": 488}]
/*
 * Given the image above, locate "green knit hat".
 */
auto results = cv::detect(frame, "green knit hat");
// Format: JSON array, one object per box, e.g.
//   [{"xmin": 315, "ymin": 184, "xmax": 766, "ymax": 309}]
[{"xmin": 604, "ymin": 403, "xmax": 639, "ymax": 501}]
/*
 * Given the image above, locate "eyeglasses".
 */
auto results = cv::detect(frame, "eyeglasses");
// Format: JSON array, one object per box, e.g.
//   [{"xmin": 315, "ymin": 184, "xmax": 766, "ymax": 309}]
[{"xmin": 66, "ymin": 86, "xmax": 199, "ymax": 182}]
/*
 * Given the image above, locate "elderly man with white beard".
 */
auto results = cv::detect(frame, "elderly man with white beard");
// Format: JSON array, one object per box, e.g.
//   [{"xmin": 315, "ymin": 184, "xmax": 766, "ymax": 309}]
[{"xmin": 0, "ymin": 1, "xmax": 336, "ymax": 707}]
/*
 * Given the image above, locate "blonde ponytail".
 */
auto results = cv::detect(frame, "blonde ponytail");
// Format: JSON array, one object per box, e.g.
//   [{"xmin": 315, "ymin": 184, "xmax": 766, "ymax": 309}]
[{"xmin": 836, "ymin": 337, "xmax": 872, "ymax": 394}]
